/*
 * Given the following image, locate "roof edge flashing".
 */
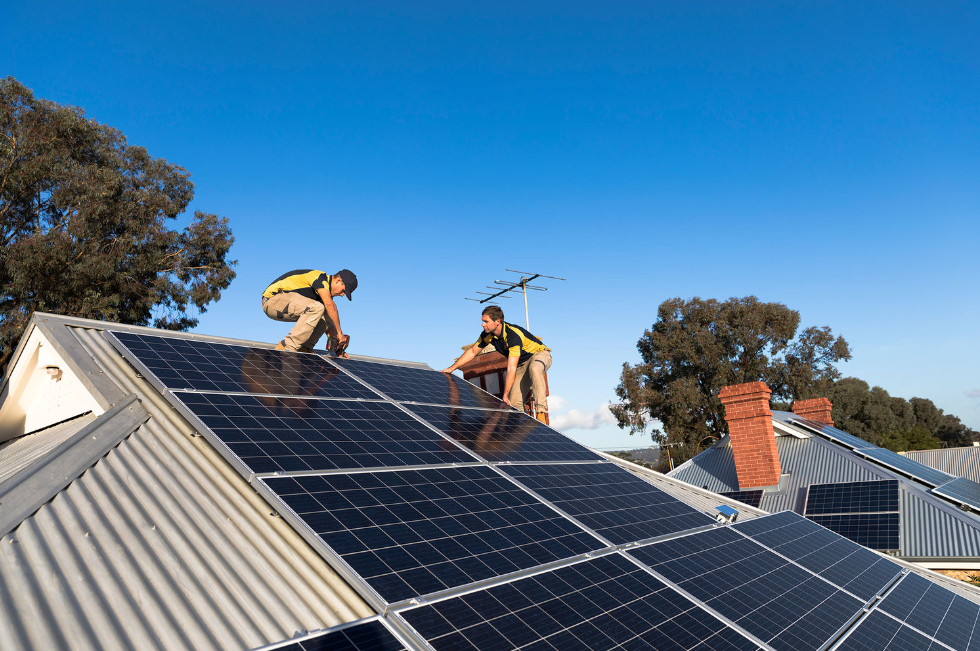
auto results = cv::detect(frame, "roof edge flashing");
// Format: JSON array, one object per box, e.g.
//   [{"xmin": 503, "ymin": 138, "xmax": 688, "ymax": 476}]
[{"xmin": 0, "ymin": 394, "xmax": 149, "ymax": 538}]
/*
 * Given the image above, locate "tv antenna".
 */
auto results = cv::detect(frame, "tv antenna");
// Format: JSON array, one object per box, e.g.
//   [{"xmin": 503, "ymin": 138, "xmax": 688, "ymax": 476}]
[{"xmin": 465, "ymin": 269, "xmax": 565, "ymax": 330}]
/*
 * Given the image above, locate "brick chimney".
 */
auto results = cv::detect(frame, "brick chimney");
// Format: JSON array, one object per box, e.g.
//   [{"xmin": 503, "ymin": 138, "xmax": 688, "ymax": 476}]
[
  {"xmin": 792, "ymin": 398, "xmax": 834, "ymax": 426},
  {"xmin": 719, "ymin": 381, "xmax": 781, "ymax": 489}
]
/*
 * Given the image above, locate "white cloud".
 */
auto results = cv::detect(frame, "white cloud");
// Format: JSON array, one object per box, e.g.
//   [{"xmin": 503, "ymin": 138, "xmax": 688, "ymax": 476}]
[
  {"xmin": 966, "ymin": 389, "xmax": 980, "ymax": 400},
  {"xmin": 548, "ymin": 395, "xmax": 569, "ymax": 412},
  {"xmin": 551, "ymin": 402, "xmax": 618, "ymax": 431}
]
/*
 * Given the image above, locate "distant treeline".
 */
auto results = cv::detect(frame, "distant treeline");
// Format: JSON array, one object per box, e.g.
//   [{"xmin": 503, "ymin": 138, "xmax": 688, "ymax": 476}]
[{"xmin": 782, "ymin": 377, "xmax": 979, "ymax": 453}]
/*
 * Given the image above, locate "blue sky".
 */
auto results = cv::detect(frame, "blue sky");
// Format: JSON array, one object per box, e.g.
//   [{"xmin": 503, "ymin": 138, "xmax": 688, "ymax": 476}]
[{"xmin": 5, "ymin": 1, "xmax": 979, "ymax": 448}]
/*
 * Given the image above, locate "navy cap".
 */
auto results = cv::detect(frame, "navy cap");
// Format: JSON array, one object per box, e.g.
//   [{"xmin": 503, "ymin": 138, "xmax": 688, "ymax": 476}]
[{"xmin": 336, "ymin": 269, "xmax": 357, "ymax": 300}]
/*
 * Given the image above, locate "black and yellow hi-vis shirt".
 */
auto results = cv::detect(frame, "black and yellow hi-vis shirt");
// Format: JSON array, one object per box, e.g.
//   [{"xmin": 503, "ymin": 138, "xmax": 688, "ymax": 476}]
[
  {"xmin": 476, "ymin": 322, "xmax": 550, "ymax": 366},
  {"xmin": 262, "ymin": 270, "xmax": 332, "ymax": 301}
]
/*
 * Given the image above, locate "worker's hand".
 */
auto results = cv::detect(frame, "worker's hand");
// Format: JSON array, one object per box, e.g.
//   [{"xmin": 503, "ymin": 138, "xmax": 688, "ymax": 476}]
[
  {"xmin": 440, "ymin": 367, "xmax": 455, "ymax": 374},
  {"xmin": 503, "ymin": 396, "xmax": 513, "ymax": 407}
]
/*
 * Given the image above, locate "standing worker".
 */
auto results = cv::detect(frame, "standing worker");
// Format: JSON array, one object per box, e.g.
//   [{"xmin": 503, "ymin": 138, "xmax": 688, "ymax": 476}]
[
  {"xmin": 442, "ymin": 305, "xmax": 552, "ymax": 422},
  {"xmin": 261, "ymin": 269, "xmax": 357, "ymax": 356}
]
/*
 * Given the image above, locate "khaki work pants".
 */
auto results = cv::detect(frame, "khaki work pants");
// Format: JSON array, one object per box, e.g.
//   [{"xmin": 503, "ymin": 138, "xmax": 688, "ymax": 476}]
[
  {"xmin": 261, "ymin": 293, "xmax": 335, "ymax": 351},
  {"xmin": 509, "ymin": 350, "xmax": 552, "ymax": 414}
]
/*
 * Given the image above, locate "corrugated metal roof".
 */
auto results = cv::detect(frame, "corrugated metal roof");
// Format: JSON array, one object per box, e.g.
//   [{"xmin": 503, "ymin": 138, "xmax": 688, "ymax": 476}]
[
  {"xmin": 903, "ymin": 447, "xmax": 980, "ymax": 483},
  {"xmin": 669, "ymin": 425, "xmax": 980, "ymax": 562},
  {"xmin": 0, "ymin": 316, "xmax": 372, "ymax": 651},
  {"xmin": 0, "ymin": 413, "xmax": 96, "ymax": 485},
  {"xmin": 901, "ymin": 488, "xmax": 980, "ymax": 559}
]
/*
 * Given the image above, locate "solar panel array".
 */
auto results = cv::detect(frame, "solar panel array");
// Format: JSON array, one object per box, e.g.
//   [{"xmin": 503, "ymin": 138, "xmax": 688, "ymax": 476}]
[
  {"xmin": 500, "ymin": 463, "xmax": 713, "ymax": 544},
  {"xmin": 802, "ymin": 480, "xmax": 901, "ymax": 551},
  {"xmin": 331, "ymin": 358, "xmax": 506, "ymax": 408},
  {"xmin": 932, "ymin": 476, "xmax": 980, "ymax": 512},
  {"xmin": 630, "ymin": 526, "xmax": 867, "ymax": 651},
  {"xmin": 261, "ymin": 466, "xmax": 605, "ymax": 603},
  {"xmin": 399, "ymin": 554, "xmax": 763, "ymax": 651},
  {"xmin": 110, "ymin": 331, "xmax": 382, "ymax": 399},
  {"xmin": 107, "ymin": 330, "xmax": 980, "ymax": 651},
  {"xmin": 856, "ymin": 447, "xmax": 955, "ymax": 488},
  {"xmin": 174, "ymin": 392, "xmax": 476, "ymax": 474},
  {"xmin": 403, "ymin": 404, "xmax": 602, "ymax": 463},
  {"xmin": 787, "ymin": 417, "xmax": 876, "ymax": 450}
]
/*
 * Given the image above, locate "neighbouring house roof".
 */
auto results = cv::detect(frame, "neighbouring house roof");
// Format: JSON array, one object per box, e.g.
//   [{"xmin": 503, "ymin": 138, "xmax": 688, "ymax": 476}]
[
  {"xmin": 903, "ymin": 446, "xmax": 980, "ymax": 483},
  {"xmin": 669, "ymin": 411, "xmax": 980, "ymax": 565},
  {"xmin": 0, "ymin": 313, "xmax": 774, "ymax": 651}
]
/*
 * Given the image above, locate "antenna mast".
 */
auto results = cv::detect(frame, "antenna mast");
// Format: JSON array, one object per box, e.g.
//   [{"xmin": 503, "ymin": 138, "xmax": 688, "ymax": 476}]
[{"xmin": 465, "ymin": 270, "xmax": 565, "ymax": 329}]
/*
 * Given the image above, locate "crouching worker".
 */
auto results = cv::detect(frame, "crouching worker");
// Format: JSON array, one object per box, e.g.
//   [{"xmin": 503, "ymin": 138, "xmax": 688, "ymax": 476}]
[
  {"xmin": 442, "ymin": 305, "xmax": 552, "ymax": 422},
  {"xmin": 261, "ymin": 269, "xmax": 357, "ymax": 356}
]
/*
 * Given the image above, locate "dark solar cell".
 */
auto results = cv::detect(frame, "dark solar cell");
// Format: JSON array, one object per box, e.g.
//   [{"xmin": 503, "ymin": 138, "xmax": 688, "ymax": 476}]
[
  {"xmin": 501, "ymin": 463, "xmax": 713, "ymax": 544},
  {"xmin": 857, "ymin": 448, "xmax": 954, "ymax": 488},
  {"xmin": 331, "ymin": 358, "xmax": 505, "ymax": 408},
  {"xmin": 835, "ymin": 611, "xmax": 940, "ymax": 651},
  {"xmin": 173, "ymin": 392, "xmax": 475, "ymax": 475},
  {"xmin": 932, "ymin": 477, "xmax": 980, "ymax": 512},
  {"xmin": 264, "ymin": 619, "xmax": 407, "ymax": 651},
  {"xmin": 809, "ymin": 513, "xmax": 900, "ymax": 551},
  {"xmin": 719, "ymin": 490, "xmax": 764, "ymax": 508},
  {"xmin": 877, "ymin": 572, "xmax": 980, "ymax": 650},
  {"xmin": 629, "ymin": 527, "xmax": 864, "ymax": 651},
  {"xmin": 732, "ymin": 511, "xmax": 901, "ymax": 601},
  {"xmin": 110, "ymin": 331, "xmax": 382, "ymax": 399},
  {"xmin": 399, "ymin": 554, "xmax": 763, "ymax": 651},
  {"xmin": 404, "ymin": 404, "xmax": 601, "ymax": 463},
  {"xmin": 788, "ymin": 417, "xmax": 876, "ymax": 450},
  {"xmin": 262, "ymin": 466, "xmax": 604, "ymax": 604},
  {"xmin": 805, "ymin": 480, "xmax": 900, "ymax": 515}
]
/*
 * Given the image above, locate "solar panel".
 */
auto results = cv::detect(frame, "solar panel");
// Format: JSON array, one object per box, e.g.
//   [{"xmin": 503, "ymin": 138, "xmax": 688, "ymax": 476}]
[
  {"xmin": 500, "ymin": 463, "xmax": 714, "ymax": 544},
  {"xmin": 331, "ymin": 358, "xmax": 505, "ymax": 408},
  {"xmin": 835, "ymin": 610, "xmax": 940, "ymax": 651},
  {"xmin": 256, "ymin": 619, "xmax": 407, "ymax": 651},
  {"xmin": 857, "ymin": 448, "xmax": 954, "ymax": 488},
  {"xmin": 404, "ymin": 404, "xmax": 602, "ymax": 463},
  {"xmin": 629, "ymin": 526, "xmax": 865, "ymax": 651},
  {"xmin": 932, "ymin": 476, "xmax": 980, "ymax": 512},
  {"xmin": 397, "ymin": 553, "xmax": 763, "ymax": 651},
  {"xmin": 876, "ymin": 572, "xmax": 980, "ymax": 651},
  {"xmin": 109, "ymin": 331, "xmax": 382, "ymax": 399},
  {"xmin": 801, "ymin": 480, "xmax": 901, "ymax": 551},
  {"xmin": 805, "ymin": 480, "xmax": 900, "ymax": 515},
  {"xmin": 786, "ymin": 417, "xmax": 876, "ymax": 450},
  {"xmin": 719, "ymin": 490, "xmax": 764, "ymax": 508},
  {"xmin": 731, "ymin": 511, "xmax": 902, "ymax": 601},
  {"xmin": 261, "ymin": 466, "xmax": 604, "ymax": 604},
  {"xmin": 173, "ymin": 392, "xmax": 475, "ymax": 475},
  {"xmin": 808, "ymin": 513, "xmax": 900, "ymax": 552}
]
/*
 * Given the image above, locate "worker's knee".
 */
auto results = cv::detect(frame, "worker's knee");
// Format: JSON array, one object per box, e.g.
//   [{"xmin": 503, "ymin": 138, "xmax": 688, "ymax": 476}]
[{"xmin": 303, "ymin": 302, "xmax": 325, "ymax": 327}]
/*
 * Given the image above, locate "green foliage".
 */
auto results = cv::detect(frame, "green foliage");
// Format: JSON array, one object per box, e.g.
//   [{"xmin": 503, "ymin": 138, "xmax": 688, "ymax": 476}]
[
  {"xmin": 829, "ymin": 379, "xmax": 978, "ymax": 449},
  {"xmin": 0, "ymin": 77, "xmax": 236, "ymax": 369},
  {"xmin": 611, "ymin": 296, "xmax": 850, "ymax": 465}
]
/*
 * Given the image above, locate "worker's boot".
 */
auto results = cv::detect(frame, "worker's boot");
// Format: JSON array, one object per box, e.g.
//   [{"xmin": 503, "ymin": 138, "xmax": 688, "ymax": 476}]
[
  {"xmin": 274, "ymin": 341, "xmax": 287, "ymax": 351},
  {"xmin": 535, "ymin": 412, "xmax": 548, "ymax": 424},
  {"xmin": 298, "ymin": 345, "xmax": 314, "ymax": 353}
]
